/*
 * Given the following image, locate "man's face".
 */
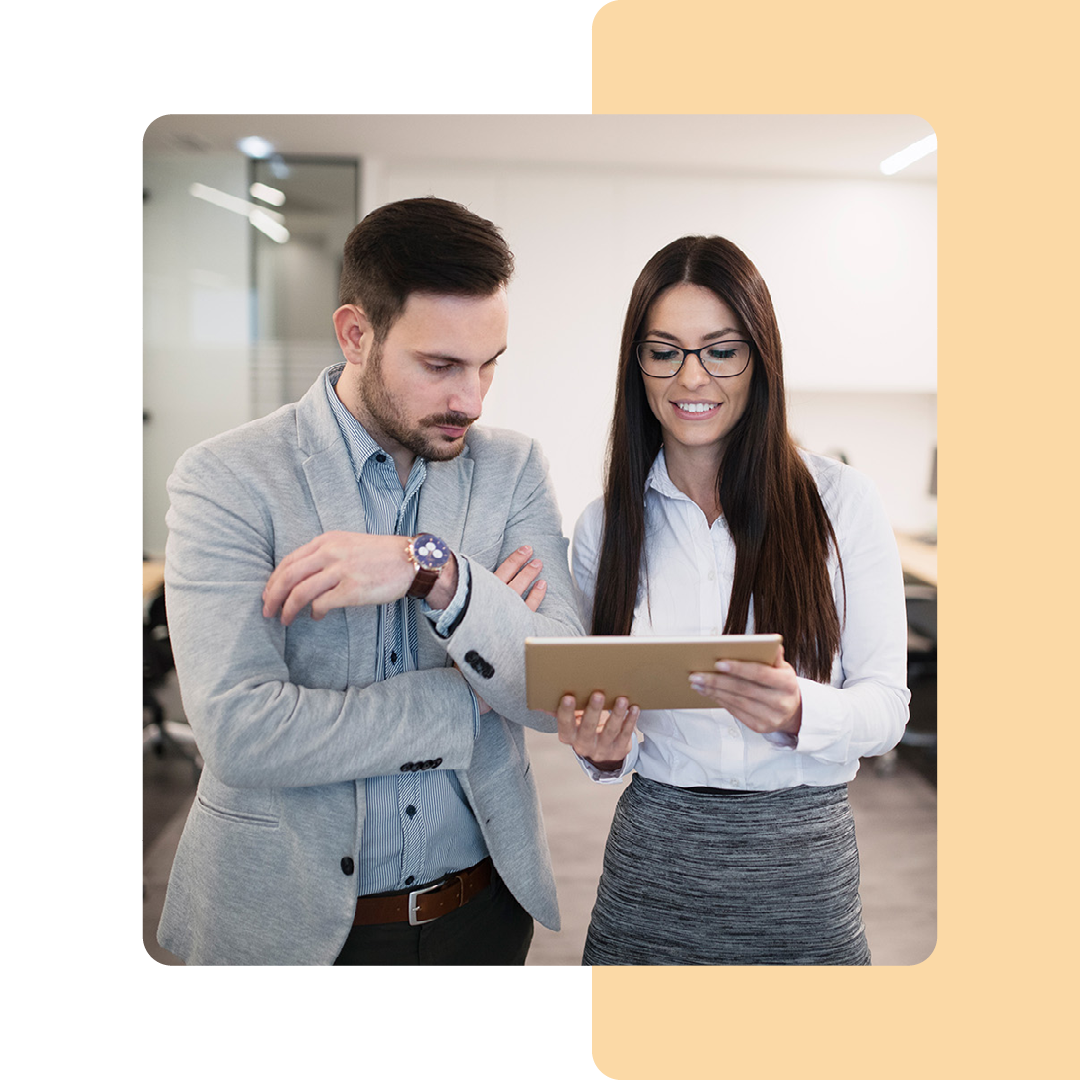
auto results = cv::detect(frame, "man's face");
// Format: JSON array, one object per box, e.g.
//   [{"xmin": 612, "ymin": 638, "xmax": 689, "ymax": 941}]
[{"xmin": 350, "ymin": 290, "xmax": 508, "ymax": 462}]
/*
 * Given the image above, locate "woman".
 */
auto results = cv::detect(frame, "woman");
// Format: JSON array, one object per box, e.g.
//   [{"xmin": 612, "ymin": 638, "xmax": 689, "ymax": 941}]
[{"xmin": 558, "ymin": 235, "xmax": 910, "ymax": 965}]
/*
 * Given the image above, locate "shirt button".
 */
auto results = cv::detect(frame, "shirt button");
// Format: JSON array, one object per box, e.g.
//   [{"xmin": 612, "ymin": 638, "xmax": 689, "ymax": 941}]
[
  {"xmin": 708, "ymin": 570, "xmax": 715, "ymax": 581},
  {"xmin": 390, "ymin": 651, "xmax": 397, "ymax": 664},
  {"xmin": 405, "ymin": 805, "xmax": 416, "ymax": 817},
  {"xmin": 711, "ymin": 627, "xmax": 719, "ymax": 634},
  {"xmin": 375, "ymin": 453, "xmax": 387, "ymax": 463},
  {"xmin": 405, "ymin": 876, "xmax": 415, "ymax": 886}
]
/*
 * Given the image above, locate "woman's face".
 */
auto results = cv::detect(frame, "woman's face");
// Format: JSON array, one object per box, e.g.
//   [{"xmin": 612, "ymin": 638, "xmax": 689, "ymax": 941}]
[{"xmin": 638, "ymin": 283, "xmax": 754, "ymax": 459}]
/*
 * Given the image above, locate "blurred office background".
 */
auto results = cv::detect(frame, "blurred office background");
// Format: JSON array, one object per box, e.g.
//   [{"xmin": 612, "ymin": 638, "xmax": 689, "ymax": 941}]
[
  {"xmin": 144, "ymin": 114, "xmax": 937, "ymax": 554},
  {"xmin": 143, "ymin": 114, "xmax": 937, "ymax": 964}
]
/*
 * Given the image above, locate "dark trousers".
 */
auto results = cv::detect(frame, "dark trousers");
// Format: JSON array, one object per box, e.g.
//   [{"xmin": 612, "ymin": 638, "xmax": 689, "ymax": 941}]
[{"xmin": 333, "ymin": 870, "xmax": 534, "ymax": 965}]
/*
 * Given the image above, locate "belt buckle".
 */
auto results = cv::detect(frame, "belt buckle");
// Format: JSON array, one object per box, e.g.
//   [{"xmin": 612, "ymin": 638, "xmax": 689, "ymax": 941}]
[{"xmin": 408, "ymin": 874, "xmax": 462, "ymax": 926}]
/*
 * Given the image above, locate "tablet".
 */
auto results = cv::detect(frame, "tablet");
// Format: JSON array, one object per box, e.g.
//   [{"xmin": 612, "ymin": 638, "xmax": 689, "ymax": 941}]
[{"xmin": 525, "ymin": 634, "xmax": 783, "ymax": 712}]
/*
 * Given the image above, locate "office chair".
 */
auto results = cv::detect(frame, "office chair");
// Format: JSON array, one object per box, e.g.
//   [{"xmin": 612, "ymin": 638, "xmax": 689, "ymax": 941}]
[
  {"xmin": 901, "ymin": 582, "xmax": 937, "ymax": 780},
  {"xmin": 873, "ymin": 580, "xmax": 937, "ymax": 780},
  {"xmin": 143, "ymin": 584, "xmax": 202, "ymax": 779}
]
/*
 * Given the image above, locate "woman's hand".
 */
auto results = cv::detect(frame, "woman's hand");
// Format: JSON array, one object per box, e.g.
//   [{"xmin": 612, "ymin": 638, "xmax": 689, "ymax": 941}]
[
  {"xmin": 689, "ymin": 645, "xmax": 803, "ymax": 736},
  {"xmin": 555, "ymin": 692, "xmax": 639, "ymax": 771}
]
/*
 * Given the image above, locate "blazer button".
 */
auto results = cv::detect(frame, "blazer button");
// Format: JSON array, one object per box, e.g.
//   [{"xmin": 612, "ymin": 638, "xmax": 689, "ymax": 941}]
[
  {"xmin": 341, "ymin": 857, "xmax": 355, "ymax": 876},
  {"xmin": 400, "ymin": 763, "xmax": 413, "ymax": 772},
  {"xmin": 433, "ymin": 757, "xmax": 443, "ymax": 767},
  {"xmin": 465, "ymin": 650, "xmax": 495, "ymax": 679}
]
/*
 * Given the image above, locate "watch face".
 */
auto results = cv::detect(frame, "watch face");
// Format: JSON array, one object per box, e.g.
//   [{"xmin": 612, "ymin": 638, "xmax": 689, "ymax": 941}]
[{"xmin": 412, "ymin": 533, "xmax": 450, "ymax": 572}]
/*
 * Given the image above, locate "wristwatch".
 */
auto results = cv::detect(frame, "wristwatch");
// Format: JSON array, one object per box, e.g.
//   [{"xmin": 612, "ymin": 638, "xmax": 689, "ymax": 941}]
[{"xmin": 405, "ymin": 533, "xmax": 451, "ymax": 599}]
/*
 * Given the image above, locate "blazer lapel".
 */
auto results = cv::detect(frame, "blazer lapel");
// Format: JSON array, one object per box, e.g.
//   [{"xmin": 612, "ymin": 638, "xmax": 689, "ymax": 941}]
[
  {"xmin": 415, "ymin": 451, "xmax": 474, "ymax": 669},
  {"xmin": 292, "ymin": 370, "xmax": 478, "ymax": 675},
  {"xmin": 295, "ymin": 371, "xmax": 377, "ymax": 673},
  {"xmin": 417, "ymin": 451, "xmax": 475, "ymax": 551}
]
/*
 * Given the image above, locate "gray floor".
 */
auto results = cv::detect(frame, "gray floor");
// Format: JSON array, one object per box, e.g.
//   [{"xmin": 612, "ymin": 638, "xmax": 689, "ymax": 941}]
[{"xmin": 144, "ymin": 674, "xmax": 936, "ymax": 966}]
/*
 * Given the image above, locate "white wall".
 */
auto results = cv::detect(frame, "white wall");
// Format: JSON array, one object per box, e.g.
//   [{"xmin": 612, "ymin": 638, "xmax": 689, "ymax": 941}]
[
  {"xmin": 144, "ymin": 145, "xmax": 936, "ymax": 553},
  {"xmin": 788, "ymin": 391, "xmax": 937, "ymax": 535}
]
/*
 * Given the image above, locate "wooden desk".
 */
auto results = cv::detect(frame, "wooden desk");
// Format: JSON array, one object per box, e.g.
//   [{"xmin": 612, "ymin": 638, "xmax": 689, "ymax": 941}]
[
  {"xmin": 894, "ymin": 533, "xmax": 937, "ymax": 587},
  {"xmin": 143, "ymin": 560, "xmax": 165, "ymax": 600}
]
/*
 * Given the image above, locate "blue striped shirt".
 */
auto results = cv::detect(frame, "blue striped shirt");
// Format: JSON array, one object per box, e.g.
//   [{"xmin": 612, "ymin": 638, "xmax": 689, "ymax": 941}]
[{"xmin": 325, "ymin": 365, "xmax": 487, "ymax": 895}]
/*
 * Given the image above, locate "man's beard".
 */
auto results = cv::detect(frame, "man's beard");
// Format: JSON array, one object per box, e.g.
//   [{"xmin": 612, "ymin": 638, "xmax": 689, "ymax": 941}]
[{"xmin": 357, "ymin": 345, "xmax": 474, "ymax": 461}]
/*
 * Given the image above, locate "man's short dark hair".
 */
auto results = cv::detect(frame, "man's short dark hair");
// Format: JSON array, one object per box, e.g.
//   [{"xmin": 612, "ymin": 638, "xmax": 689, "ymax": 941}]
[{"xmin": 338, "ymin": 197, "xmax": 514, "ymax": 342}]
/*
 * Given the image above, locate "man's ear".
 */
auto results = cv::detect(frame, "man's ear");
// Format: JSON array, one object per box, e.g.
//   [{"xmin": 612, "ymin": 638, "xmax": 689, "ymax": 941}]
[{"xmin": 332, "ymin": 304, "xmax": 374, "ymax": 365}]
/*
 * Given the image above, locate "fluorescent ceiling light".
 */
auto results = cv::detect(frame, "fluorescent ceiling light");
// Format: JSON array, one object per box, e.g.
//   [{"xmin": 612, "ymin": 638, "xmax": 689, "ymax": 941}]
[
  {"xmin": 249, "ymin": 182, "xmax": 286, "ymax": 206},
  {"xmin": 237, "ymin": 135, "xmax": 275, "ymax": 159},
  {"xmin": 189, "ymin": 182, "xmax": 289, "ymax": 243},
  {"xmin": 880, "ymin": 133, "xmax": 937, "ymax": 175},
  {"xmin": 249, "ymin": 209, "xmax": 290, "ymax": 244}
]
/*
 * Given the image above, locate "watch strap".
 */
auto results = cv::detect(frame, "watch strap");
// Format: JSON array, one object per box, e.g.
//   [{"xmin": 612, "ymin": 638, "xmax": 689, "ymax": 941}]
[
  {"xmin": 407, "ymin": 565, "xmax": 440, "ymax": 600},
  {"xmin": 405, "ymin": 534, "xmax": 450, "ymax": 600}
]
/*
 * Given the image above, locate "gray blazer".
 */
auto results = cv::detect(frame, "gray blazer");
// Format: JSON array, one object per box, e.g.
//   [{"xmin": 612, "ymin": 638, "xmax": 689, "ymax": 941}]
[{"xmin": 157, "ymin": 370, "xmax": 583, "ymax": 965}]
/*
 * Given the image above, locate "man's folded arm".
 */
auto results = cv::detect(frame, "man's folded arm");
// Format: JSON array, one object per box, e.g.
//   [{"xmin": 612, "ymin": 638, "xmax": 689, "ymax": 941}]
[
  {"xmin": 165, "ymin": 448, "xmax": 477, "ymax": 790},
  {"xmin": 432, "ymin": 439, "xmax": 585, "ymax": 731}
]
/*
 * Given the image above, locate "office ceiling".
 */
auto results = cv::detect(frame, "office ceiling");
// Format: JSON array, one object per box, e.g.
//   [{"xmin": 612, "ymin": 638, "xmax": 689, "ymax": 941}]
[{"xmin": 145, "ymin": 114, "xmax": 937, "ymax": 181}]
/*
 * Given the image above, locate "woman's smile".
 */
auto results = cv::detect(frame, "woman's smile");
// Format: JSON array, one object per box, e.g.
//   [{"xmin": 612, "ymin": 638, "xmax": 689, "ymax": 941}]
[{"xmin": 671, "ymin": 400, "xmax": 722, "ymax": 418}]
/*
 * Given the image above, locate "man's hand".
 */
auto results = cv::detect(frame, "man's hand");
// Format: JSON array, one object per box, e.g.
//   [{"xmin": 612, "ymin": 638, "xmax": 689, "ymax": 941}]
[
  {"xmin": 263, "ymin": 531, "xmax": 431, "ymax": 626},
  {"xmin": 492, "ymin": 544, "xmax": 546, "ymax": 612}
]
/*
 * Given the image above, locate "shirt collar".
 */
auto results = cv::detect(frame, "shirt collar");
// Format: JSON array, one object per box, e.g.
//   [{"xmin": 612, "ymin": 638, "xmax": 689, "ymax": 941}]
[
  {"xmin": 645, "ymin": 446, "xmax": 730, "ymax": 531},
  {"xmin": 324, "ymin": 363, "xmax": 427, "ymax": 488},
  {"xmin": 644, "ymin": 447, "xmax": 689, "ymax": 501}
]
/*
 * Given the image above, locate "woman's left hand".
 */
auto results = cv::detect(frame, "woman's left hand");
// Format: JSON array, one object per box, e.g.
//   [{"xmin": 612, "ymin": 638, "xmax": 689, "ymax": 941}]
[{"xmin": 689, "ymin": 645, "xmax": 802, "ymax": 736}]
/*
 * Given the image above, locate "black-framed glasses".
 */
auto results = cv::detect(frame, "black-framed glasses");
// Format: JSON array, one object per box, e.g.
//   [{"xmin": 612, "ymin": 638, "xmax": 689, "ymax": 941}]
[{"xmin": 635, "ymin": 339, "xmax": 752, "ymax": 379}]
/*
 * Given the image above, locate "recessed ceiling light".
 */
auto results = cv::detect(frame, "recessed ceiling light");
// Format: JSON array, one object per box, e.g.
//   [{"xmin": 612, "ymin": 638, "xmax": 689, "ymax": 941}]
[{"xmin": 237, "ymin": 135, "xmax": 275, "ymax": 159}]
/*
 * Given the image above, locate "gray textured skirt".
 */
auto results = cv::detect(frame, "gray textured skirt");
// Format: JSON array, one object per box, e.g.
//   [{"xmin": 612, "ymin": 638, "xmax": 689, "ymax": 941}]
[{"xmin": 583, "ymin": 774, "xmax": 871, "ymax": 966}]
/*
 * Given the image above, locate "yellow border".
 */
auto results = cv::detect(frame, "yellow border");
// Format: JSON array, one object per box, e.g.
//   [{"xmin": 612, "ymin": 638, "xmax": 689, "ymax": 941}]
[{"xmin": 4, "ymin": 2, "xmax": 1075, "ymax": 1071}]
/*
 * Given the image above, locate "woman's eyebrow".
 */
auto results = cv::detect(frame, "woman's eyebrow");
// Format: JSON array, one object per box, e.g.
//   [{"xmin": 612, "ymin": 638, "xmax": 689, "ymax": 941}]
[{"xmin": 644, "ymin": 327, "xmax": 742, "ymax": 342}]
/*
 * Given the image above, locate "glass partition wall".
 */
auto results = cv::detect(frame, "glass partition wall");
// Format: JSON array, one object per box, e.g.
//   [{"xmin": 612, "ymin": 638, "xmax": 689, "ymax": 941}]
[{"xmin": 250, "ymin": 156, "xmax": 359, "ymax": 417}]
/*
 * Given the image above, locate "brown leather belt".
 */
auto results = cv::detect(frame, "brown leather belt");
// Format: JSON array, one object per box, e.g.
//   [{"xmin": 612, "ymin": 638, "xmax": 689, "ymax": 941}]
[{"xmin": 353, "ymin": 857, "xmax": 493, "ymax": 927}]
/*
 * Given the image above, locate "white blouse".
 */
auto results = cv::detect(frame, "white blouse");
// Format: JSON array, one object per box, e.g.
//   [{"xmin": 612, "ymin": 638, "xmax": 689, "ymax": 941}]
[{"xmin": 571, "ymin": 449, "xmax": 910, "ymax": 789}]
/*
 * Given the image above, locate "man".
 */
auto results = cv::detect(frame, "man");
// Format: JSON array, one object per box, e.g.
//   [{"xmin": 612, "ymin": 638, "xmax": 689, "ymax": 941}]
[{"xmin": 157, "ymin": 197, "xmax": 582, "ymax": 965}]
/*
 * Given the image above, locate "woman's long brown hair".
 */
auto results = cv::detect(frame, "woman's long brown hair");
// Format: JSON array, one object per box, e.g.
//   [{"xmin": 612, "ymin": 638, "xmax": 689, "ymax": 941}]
[{"xmin": 591, "ymin": 236, "xmax": 843, "ymax": 683}]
